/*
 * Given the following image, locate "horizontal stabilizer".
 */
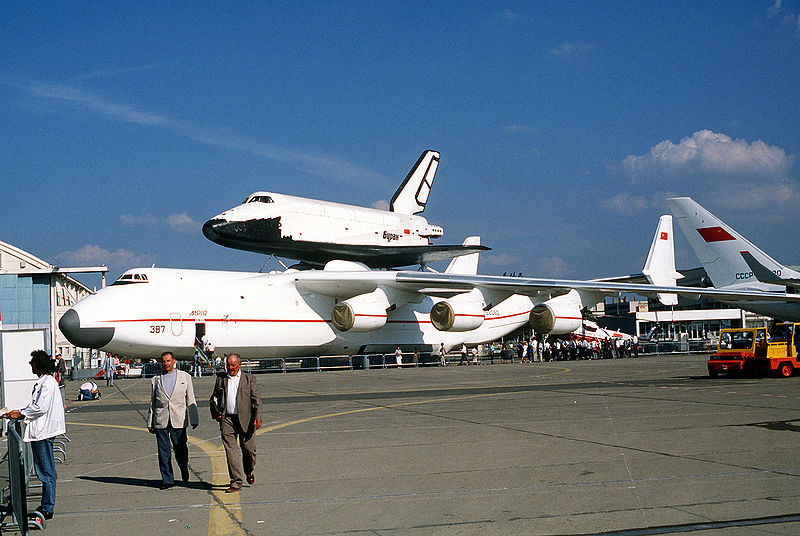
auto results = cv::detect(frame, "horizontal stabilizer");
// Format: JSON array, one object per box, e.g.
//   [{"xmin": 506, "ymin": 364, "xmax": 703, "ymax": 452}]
[{"xmin": 740, "ymin": 251, "xmax": 800, "ymax": 289}]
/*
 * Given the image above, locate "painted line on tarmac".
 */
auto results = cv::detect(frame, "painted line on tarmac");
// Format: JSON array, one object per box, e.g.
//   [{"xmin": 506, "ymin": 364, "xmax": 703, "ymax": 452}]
[
  {"xmin": 67, "ymin": 373, "xmax": 574, "ymax": 536},
  {"xmin": 68, "ymin": 421, "xmax": 247, "ymax": 535}
]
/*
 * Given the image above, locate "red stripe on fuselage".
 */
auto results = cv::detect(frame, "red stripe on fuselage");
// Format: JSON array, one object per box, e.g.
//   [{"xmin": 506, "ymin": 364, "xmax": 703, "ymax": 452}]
[{"xmin": 101, "ymin": 309, "xmax": 541, "ymax": 326}]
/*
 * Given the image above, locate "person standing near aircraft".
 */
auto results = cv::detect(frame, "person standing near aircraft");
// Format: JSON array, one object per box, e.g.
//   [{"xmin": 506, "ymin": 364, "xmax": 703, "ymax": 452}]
[
  {"xmin": 210, "ymin": 354, "xmax": 262, "ymax": 493},
  {"xmin": 53, "ymin": 353, "xmax": 66, "ymax": 386},
  {"xmin": 147, "ymin": 351, "xmax": 198, "ymax": 490},
  {"xmin": 202, "ymin": 334, "xmax": 215, "ymax": 364},
  {"xmin": 104, "ymin": 352, "xmax": 115, "ymax": 386},
  {"xmin": 438, "ymin": 343, "xmax": 446, "ymax": 366},
  {"xmin": 193, "ymin": 349, "xmax": 202, "ymax": 378},
  {"xmin": 2, "ymin": 350, "xmax": 66, "ymax": 520},
  {"xmin": 394, "ymin": 346, "xmax": 403, "ymax": 367}
]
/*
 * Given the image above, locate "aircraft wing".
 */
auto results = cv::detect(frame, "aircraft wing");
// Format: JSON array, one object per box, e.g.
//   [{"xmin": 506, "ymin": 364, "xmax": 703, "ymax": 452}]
[{"xmin": 294, "ymin": 269, "xmax": 800, "ymax": 304}]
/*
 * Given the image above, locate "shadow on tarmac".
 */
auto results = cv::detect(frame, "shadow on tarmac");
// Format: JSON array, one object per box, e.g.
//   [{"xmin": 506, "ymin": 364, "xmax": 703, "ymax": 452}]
[{"xmin": 77, "ymin": 475, "xmax": 213, "ymax": 491}]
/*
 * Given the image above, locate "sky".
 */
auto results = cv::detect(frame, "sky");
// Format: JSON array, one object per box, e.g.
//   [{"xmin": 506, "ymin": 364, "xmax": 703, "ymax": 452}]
[{"xmin": 3, "ymin": 2, "xmax": 800, "ymax": 289}]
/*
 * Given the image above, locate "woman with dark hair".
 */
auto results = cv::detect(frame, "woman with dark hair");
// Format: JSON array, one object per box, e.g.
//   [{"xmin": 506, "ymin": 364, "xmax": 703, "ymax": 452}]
[{"xmin": 2, "ymin": 350, "xmax": 66, "ymax": 519}]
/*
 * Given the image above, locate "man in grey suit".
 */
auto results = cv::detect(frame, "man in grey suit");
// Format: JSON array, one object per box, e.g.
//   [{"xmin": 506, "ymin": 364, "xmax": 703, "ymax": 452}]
[
  {"xmin": 210, "ymin": 354, "xmax": 262, "ymax": 493},
  {"xmin": 147, "ymin": 351, "xmax": 198, "ymax": 490}
]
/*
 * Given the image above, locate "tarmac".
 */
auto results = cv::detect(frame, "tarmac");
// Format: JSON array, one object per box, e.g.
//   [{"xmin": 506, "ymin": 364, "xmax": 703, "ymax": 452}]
[{"xmin": 2, "ymin": 353, "xmax": 800, "ymax": 535}]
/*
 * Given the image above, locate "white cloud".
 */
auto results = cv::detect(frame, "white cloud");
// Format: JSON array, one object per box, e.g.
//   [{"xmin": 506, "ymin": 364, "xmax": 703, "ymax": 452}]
[
  {"xmin": 612, "ymin": 130, "xmax": 798, "ymax": 212},
  {"xmin": 121, "ymin": 212, "xmax": 199, "ymax": 234},
  {"xmin": 504, "ymin": 124, "xmax": 537, "ymax": 134},
  {"xmin": 767, "ymin": 0, "xmax": 783, "ymax": 18},
  {"xmin": 534, "ymin": 256, "xmax": 571, "ymax": 277},
  {"xmin": 166, "ymin": 213, "xmax": 198, "ymax": 234},
  {"xmin": 498, "ymin": 9, "xmax": 521, "ymax": 21},
  {"xmin": 601, "ymin": 193, "xmax": 648, "ymax": 214},
  {"xmin": 371, "ymin": 199, "xmax": 389, "ymax": 211},
  {"xmin": 15, "ymin": 78, "xmax": 390, "ymax": 187},
  {"xmin": 56, "ymin": 244, "xmax": 154, "ymax": 268},
  {"xmin": 621, "ymin": 130, "xmax": 791, "ymax": 178},
  {"xmin": 482, "ymin": 253, "xmax": 521, "ymax": 266},
  {"xmin": 549, "ymin": 42, "xmax": 595, "ymax": 58},
  {"xmin": 120, "ymin": 213, "xmax": 158, "ymax": 226}
]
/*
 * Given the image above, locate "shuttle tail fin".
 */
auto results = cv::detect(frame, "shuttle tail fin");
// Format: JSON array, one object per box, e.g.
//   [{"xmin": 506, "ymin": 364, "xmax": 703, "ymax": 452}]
[
  {"xmin": 642, "ymin": 215, "xmax": 683, "ymax": 306},
  {"xmin": 444, "ymin": 237, "xmax": 481, "ymax": 275},
  {"xmin": 390, "ymin": 150, "xmax": 440, "ymax": 215},
  {"xmin": 667, "ymin": 197, "xmax": 800, "ymax": 288}
]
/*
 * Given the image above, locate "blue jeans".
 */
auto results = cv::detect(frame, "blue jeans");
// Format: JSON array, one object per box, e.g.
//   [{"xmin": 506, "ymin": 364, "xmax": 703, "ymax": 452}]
[
  {"xmin": 155, "ymin": 427, "xmax": 188, "ymax": 485},
  {"xmin": 30, "ymin": 438, "xmax": 57, "ymax": 514}
]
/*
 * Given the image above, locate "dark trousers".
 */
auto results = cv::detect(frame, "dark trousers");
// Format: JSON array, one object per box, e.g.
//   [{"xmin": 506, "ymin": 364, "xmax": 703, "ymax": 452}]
[{"xmin": 155, "ymin": 426, "xmax": 188, "ymax": 485}]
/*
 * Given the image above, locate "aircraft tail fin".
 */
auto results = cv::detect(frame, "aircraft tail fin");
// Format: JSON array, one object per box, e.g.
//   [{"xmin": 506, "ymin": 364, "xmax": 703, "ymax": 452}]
[
  {"xmin": 642, "ymin": 215, "xmax": 684, "ymax": 306},
  {"xmin": 390, "ymin": 150, "xmax": 440, "ymax": 215},
  {"xmin": 667, "ymin": 197, "xmax": 800, "ymax": 288},
  {"xmin": 444, "ymin": 237, "xmax": 481, "ymax": 275}
]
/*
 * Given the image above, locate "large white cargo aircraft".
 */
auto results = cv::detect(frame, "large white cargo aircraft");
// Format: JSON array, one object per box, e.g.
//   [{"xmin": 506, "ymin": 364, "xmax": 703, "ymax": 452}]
[
  {"xmin": 202, "ymin": 150, "xmax": 488, "ymax": 268},
  {"xmin": 59, "ymin": 236, "xmax": 800, "ymax": 360},
  {"xmin": 668, "ymin": 196, "xmax": 800, "ymax": 320}
]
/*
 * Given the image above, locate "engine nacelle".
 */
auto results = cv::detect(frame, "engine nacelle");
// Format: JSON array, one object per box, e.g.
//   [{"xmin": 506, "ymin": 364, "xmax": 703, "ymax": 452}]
[
  {"xmin": 331, "ymin": 288, "xmax": 390, "ymax": 332},
  {"xmin": 430, "ymin": 300, "xmax": 485, "ymax": 332},
  {"xmin": 529, "ymin": 303, "xmax": 582, "ymax": 335}
]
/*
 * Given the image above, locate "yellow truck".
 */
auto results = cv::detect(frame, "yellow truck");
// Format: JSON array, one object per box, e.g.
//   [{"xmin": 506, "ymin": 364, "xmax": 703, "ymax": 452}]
[{"xmin": 708, "ymin": 323, "xmax": 799, "ymax": 378}]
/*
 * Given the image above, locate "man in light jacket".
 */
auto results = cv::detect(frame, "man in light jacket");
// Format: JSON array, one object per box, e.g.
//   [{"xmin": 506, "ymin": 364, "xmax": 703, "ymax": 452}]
[
  {"xmin": 3, "ymin": 350, "xmax": 66, "ymax": 520},
  {"xmin": 147, "ymin": 351, "xmax": 198, "ymax": 490}
]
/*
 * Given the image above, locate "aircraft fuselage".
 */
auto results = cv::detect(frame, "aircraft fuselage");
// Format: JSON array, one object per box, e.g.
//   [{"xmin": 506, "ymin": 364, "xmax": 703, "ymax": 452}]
[{"xmin": 60, "ymin": 267, "xmax": 534, "ymax": 360}]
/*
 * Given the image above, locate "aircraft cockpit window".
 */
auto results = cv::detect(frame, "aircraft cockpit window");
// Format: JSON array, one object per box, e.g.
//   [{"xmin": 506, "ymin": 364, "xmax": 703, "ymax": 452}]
[
  {"xmin": 112, "ymin": 273, "xmax": 149, "ymax": 285},
  {"xmin": 247, "ymin": 195, "xmax": 273, "ymax": 203}
]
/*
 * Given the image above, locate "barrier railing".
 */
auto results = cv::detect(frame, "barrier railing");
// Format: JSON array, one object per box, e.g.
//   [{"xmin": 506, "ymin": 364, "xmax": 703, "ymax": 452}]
[{"xmin": 0, "ymin": 420, "xmax": 49, "ymax": 533}]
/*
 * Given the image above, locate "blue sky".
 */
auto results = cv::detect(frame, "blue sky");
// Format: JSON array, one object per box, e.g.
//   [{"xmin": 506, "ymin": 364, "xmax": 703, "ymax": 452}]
[{"xmin": 3, "ymin": 2, "xmax": 799, "ymax": 288}]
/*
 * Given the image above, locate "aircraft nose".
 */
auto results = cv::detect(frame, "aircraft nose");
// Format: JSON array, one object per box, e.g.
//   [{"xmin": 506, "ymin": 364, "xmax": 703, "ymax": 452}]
[
  {"xmin": 202, "ymin": 218, "xmax": 225, "ymax": 241},
  {"xmin": 59, "ymin": 308, "xmax": 114, "ymax": 348}
]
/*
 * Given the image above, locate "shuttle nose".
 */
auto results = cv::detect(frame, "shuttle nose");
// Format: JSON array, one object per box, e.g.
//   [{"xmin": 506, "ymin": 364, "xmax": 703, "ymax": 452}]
[
  {"xmin": 59, "ymin": 308, "xmax": 114, "ymax": 348},
  {"xmin": 202, "ymin": 218, "xmax": 226, "ymax": 241}
]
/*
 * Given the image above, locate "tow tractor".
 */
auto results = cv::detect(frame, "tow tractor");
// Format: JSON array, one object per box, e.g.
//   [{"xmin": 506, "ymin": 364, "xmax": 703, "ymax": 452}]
[{"xmin": 708, "ymin": 322, "xmax": 800, "ymax": 378}]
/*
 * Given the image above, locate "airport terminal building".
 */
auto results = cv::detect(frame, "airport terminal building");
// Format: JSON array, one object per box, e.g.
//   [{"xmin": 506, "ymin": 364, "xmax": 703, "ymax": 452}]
[{"xmin": 0, "ymin": 240, "xmax": 106, "ymax": 367}]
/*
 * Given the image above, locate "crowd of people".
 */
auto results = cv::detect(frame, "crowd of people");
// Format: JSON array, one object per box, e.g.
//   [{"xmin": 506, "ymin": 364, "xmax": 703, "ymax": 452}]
[{"xmin": 511, "ymin": 335, "xmax": 640, "ymax": 362}]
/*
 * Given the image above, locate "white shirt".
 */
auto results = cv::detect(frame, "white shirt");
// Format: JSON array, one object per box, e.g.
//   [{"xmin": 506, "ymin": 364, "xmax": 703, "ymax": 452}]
[
  {"xmin": 226, "ymin": 372, "xmax": 241, "ymax": 414},
  {"xmin": 21, "ymin": 374, "xmax": 66, "ymax": 442}
]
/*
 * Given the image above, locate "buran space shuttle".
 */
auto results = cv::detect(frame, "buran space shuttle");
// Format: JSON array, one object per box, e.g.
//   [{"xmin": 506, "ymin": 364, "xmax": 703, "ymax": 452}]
[{"xmin": 203, "ymin": 150, "xmax": 488, "ymax": 268}]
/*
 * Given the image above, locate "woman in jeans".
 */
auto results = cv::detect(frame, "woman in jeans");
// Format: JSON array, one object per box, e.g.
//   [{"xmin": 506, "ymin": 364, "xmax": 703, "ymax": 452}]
[{"xmin": 3, "ymin": 350, "xmax": 66, "ymax": 519}]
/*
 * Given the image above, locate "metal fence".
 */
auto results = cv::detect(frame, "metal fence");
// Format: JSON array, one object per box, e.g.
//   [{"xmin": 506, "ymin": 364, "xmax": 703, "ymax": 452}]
[{"xmin": 0, "ymin": 419, "xmax": 62, "ymax": 533}]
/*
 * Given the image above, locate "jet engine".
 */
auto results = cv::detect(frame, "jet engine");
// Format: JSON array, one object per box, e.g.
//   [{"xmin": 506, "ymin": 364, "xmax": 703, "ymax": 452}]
[
  {"xmin": 529, "ymin": 303, "xmax": 582, "ymax": 335},
  {"xmin": 430, "ymin": 300, "xmax": 485, "ymax": 332},
  {"xmin": 331, "ymin": 288, "xmax": 390, "ymax": 332}
]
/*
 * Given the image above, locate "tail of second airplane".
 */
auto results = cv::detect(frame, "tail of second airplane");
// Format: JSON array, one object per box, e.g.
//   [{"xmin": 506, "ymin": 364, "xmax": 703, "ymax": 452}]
[
  {"xmin": 444, "ymin": 237, "xmax": 481, "ymax": 275},
  {"xmin": 642, "ymin": 214, "xmax": 684, "ymax": 305},
  {"xmin": 390, "ymin": 150, "xmax": 440, "ymax": 215},
  {"xmin": 667, "ymin": 197, "xmax": 800, "ymax": 288}
]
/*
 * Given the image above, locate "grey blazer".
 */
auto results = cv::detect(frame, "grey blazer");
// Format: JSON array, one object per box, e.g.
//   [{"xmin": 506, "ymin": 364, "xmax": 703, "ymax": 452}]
[
  {"xmin": 210, "ymin": 372, "xmax": 262, "ymax": 431},
  {"xmin": 147, "ymin": 369, "xmax": 198, "ymax": 429}
]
